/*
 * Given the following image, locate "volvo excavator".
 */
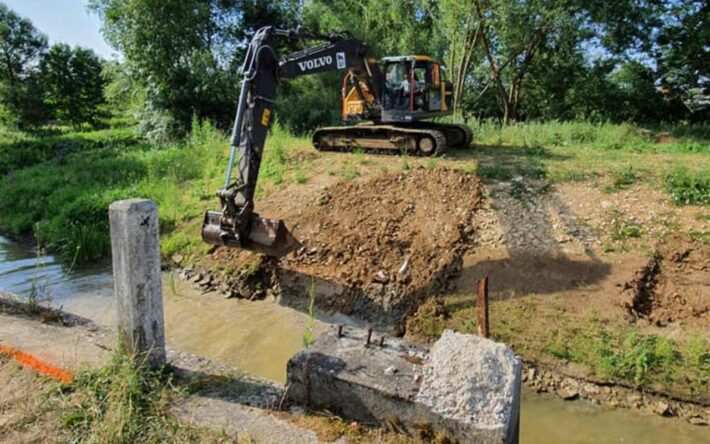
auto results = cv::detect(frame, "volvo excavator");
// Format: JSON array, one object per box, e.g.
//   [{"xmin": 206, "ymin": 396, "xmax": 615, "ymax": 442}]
[{"xmin": 202, "ymin": 26, "xmax": 470, "ymax": 257}]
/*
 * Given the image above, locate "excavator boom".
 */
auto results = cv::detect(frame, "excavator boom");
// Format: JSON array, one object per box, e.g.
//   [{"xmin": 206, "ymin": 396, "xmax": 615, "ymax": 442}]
[{"xmin": 202, "ymin": 26, "xmax": 380, "ymax": 256}]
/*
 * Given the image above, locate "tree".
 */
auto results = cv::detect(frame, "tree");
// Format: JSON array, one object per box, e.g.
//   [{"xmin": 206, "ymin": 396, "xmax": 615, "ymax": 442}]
[
  {"xmin": 40, "ymin": 44, "xmax": 106, "ymax": 126},
  {"xmin": 0, "ymin": 3, "xmax": 48, "ymax": 126},
  {"xmin": 656, "ymin": 0, "xmax": 709, "ymax": 119},
  {"xmin": 457, "ymin": 0, "xmax": 664, "ymax": 124},
  {"xmin": 435, "ymin": 0, "xmax": 481, "ymax": 114},
  {"xmin": 89, "ymin": 0, "xmax": 299, "ymax": 140}
]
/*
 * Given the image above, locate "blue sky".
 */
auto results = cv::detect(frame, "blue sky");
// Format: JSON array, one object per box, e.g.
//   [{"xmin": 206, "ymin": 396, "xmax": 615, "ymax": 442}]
[{"xmin": 4, "ymin": 0, "xmax": 115, "ymax": 58}]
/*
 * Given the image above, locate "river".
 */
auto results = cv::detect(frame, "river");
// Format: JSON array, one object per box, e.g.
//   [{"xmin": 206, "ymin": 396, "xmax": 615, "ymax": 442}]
[{"xmin": 0, "ymin": 234, "xmax": 707, "ymax": 443}]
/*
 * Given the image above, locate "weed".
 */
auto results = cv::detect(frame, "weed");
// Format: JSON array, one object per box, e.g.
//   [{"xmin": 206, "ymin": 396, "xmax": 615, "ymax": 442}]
[
  {"xmin": 607, "ymin": 210, "xmax": 643, "ymax": 242},
  {"xmin": 293, "ymin": 168, "xmax": 308, "ymax": 184},
  {"xmin": 683, "ymin": 334, "xmax": 710, "ymax": 369},
  {"xmin": 64, "ymin": 349, "xmax": 216, "ymax": 443},
  {"xmin": 509, "ymin": 177, "xmax": 532, "ymax": 199},
  {"xmin": 401, "ymin": 153, "xmax": 410, "ymax": 172},
  {"xmin": 341, "ymin": 161, "xmax": 360, "ymax": 181},
  {"xmin": 168, "ymin": 271, "xmax": 177, "ymax": 296},
  {"xmin": 603, "ymin": 166, "xmax": 638, "ymax": 193},
  {"xmin": 353, "ymin": 147, "xmax": 367, "ymax": 165},
  {"xmin": 550, "ymin": 169, "xmax": 595, "ymax": 182},
  {"xmin": 302, "ymin": 279, "xmax": 317, "ymax": 348},
  {"xmin": 477, "ymin": 164, "xmax": 512, "ymax": 181},
  {"xmin": 664, "ymin": 167, "xmax": 710, "ymax": 205},
  {"xmin": 544, "ymin": 317, "xmax": 686, "ymax": 387},
  {"xmin": 425, "ymin": 158, "xmax": 438, "ymax": 170}
]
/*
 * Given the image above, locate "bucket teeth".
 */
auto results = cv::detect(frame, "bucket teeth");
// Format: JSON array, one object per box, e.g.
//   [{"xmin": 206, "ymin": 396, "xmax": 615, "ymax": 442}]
[{"xmin": 201, "ymin": 210, "xmax": 301, "ymax": 257}]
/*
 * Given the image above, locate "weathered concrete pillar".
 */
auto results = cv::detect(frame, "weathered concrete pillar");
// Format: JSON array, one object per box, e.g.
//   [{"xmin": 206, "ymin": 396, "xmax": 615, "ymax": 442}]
[{"xmin": 109, "ymin": 199, "xmax": 166, "ymax": 368}]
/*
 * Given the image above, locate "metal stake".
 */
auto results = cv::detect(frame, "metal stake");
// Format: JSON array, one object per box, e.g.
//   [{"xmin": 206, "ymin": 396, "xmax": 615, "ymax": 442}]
[{"xmin": 477, "ymin": 276, "xmax": 490, "ymax": 338}]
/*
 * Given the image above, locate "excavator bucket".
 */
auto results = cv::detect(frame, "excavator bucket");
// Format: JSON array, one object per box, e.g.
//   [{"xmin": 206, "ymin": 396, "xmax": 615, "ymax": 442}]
[{"xmin": 202, "ymin": 211, "xmax": 301, "ymax": 257}]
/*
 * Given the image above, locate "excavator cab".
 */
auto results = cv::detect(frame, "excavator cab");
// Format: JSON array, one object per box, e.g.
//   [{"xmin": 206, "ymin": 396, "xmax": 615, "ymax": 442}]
[
  {"xmin": 379, "ymin": 56, "xmax": 453, "ymax": 121},
  {"xmin": 341, "ymin": 56, "xmax": 453, "ymax": 123}
]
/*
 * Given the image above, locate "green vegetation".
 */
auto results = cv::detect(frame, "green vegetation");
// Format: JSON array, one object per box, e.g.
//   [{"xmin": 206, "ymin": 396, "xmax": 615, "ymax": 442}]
[
  {"xmin": 0, "ymin": 121, "xmax": 308, "ymax": 264},
  {"xmin": 545, "ymin": 315, "xmax": 679, "ymax": 387},
  {"xmin": 665, "ymin": 167, "xmax": 710, "ymax": 205},
  {"xmin": 408, "ymin": 297, "xmax": 710, "ymax": 397},
  {"xmin": 1, "ymin": 120, "xmax": 707, "ymax": 265},
  {"xmin": 604, "ymin": 167, "xmax": 639, "ymax": 193},
  {"xmin": 0, "ymin": 4, "xmax": 105, "ymax": 128}
]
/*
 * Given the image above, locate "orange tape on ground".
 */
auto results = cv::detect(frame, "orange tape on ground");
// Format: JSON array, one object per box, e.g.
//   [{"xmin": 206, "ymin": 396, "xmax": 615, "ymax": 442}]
[{"xmin": 0, "ymin": 344, "xmax": 74, "ymax": 383}]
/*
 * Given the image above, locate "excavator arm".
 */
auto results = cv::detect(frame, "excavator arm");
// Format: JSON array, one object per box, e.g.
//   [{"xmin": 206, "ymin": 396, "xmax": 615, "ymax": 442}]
[{"xmin": 202, "ymin": 26, "xmax": 382, "ymax": 256}]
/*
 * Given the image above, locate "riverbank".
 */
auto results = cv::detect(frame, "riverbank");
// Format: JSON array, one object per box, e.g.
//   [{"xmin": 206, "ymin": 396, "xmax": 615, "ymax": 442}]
[
  {"xmin": 1, "ymin": 121, "xmax": 708, "ymax": 430},
  {"xmin": 3, "ymin": 286, "xmax": 709, "ymax": 443}
]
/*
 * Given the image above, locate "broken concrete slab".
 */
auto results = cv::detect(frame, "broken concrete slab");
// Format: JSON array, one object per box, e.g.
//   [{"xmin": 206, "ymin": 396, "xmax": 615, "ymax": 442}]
[{"xmin": 286, "ymin": 328, "xmax": 521, "ymax": 443}]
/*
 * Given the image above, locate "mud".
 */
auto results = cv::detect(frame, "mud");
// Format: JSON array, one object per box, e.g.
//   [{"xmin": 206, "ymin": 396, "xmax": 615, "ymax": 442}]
[
  {"xmin": 199, "ymin": 167, "xmax": 482, "ymax": 326},
  {"xmin": 622, "ymin": 235, "xmax": 710, "ymax": 326},
  {"xmin": 523, "ymin": 362, "xmax": 710, "ymax": 425}
]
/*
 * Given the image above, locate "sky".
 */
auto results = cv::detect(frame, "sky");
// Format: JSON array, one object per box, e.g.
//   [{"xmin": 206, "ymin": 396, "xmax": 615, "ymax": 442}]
[{"xmin": 4, "ymin": 0, "xmax": 115, "ymax": 58}]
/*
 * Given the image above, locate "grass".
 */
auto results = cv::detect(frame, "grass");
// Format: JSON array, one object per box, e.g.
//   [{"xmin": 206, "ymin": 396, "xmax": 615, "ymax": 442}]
[
  {"xmin": 664, "ymin": 167, "xmax": 710, "ymax": 205},
  {"xmin": 1, "ymin": 119, "xmax": 708, "ymax": 266},
  {"xmin": 407, "ymin": 296, "xmax": 710, "ymax": 398},
  {"xmin": 603, "ymin": 166, "xmax": 639, "ymax": 193},
  {"xmin": 465, "ymin": 120, "xmax": 709, "ymax": 204},
  {"xmin": 0, "ymin": 121, "xmax": 308, "ymax": 265},
  {"xmin": 0, "ymin": 352, "xmax": 230, "ymax": 443}
]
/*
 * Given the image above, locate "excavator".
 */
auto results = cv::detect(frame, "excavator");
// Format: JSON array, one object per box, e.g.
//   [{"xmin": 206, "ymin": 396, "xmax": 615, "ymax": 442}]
[{"xmin": 202, "ymin": 26, "xmax": 470, "ymax": 257}]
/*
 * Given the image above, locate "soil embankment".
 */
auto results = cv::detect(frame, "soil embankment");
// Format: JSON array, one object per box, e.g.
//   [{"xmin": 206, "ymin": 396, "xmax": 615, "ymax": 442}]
[{"xmin": 192, "ymin": 167, "xmax": 482, "ymax": 326}]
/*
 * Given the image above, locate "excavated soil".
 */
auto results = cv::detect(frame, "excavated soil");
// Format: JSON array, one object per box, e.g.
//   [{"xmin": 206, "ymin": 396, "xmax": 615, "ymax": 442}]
[
  {"xmin": 622, "ymin": 234, "xmax": 710, "ymax": 325},
  {"xmin": 198, "ymin": 167, "xmax": 482, "ymax": 326}
]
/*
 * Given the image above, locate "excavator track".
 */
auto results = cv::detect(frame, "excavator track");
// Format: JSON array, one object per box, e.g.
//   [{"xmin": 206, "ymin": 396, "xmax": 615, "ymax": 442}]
[
  {"xmin": 313, "ymin": 124, "xmax": 448, "ymax": 156},
  {"xmin": 399, "ymin": 122, "xmax": 473, "ymax": 148}
]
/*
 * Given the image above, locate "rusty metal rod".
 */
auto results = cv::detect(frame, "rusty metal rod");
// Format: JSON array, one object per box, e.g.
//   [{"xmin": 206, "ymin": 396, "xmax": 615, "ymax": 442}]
[
  {"xmin": 337, "ymin": 325, "xmax": 343, "ymax": 338},
  {"xmin": 366, "ymin": 328, "xmax": 373, "ymax": 345},
  {"xmin": 379, "ymin": 335, "xmax": 385, "ymax": 347},
  {"xmin": 477, "ymin": 276, "xmax": 490, "ymax": 338}
]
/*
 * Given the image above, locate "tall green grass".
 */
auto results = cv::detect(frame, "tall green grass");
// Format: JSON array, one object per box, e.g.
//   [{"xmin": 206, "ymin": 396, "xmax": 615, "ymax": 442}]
[
  {"xmin": 545, "ymin": 314, "xmax": 709, "ymax": 390},
  {"xmin": 469, "ymin": 120, "xmax": 709, "ymax": 153},
  {"xmin": 0, "ymin": 120, "xmax": 310, "ymax": 264}
]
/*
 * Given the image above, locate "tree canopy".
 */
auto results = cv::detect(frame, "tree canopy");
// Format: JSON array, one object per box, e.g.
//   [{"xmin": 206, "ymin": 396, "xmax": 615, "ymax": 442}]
[{"xmin": 0, "ymin": 0, "xmax": 708, "ymax": 133}]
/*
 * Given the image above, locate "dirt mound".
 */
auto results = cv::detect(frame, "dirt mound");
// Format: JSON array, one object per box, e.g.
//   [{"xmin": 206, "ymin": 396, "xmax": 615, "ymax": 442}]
[
  {"xmin": 622, "ymin": 235, "xmax": 710, "ymax": 325},
  {"xmin": 283, "ymin": 167, "xmax": 481, "ymax": 289},
  {"xmin": 203, "ymin": 167, "xmax": 482, "ymax": 325}
]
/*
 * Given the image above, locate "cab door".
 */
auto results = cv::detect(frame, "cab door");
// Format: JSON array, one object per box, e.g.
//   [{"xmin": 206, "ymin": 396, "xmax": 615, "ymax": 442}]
[{"xmin": 428, "ymin": 62, "xmax": 443, "ymax": 111}]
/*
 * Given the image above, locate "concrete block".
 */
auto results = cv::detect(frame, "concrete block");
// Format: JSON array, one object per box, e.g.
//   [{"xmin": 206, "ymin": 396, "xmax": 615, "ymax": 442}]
[
  {"xmin": 109, "ymin": 199, "xmax": 165, "ymax": 367},
  {"xmin": 287, "ymin": 328, "xmax": 521, "ymax": 443}
]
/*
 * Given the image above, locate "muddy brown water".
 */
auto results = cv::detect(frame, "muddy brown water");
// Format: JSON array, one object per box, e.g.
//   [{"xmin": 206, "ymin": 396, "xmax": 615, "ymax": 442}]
[{"xmin": 1, "ymin": 235, "xmax": 707, "ymax": 443}]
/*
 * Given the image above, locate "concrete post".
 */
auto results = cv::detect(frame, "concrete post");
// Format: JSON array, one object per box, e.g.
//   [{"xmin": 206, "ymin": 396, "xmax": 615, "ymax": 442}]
[{"xmin": 109, "ymin": 199, "xmax": 166, "ymax": 368}]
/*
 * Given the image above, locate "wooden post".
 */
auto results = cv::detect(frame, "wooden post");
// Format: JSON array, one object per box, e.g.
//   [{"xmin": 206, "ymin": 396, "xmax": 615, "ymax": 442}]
[
  {"xmin": 477, "ymin": 277, "xmax": 489, "ymax": 338},
  {"xmin": 109, "ymin": 199, "xmax": 166, "ymax": 368}
]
